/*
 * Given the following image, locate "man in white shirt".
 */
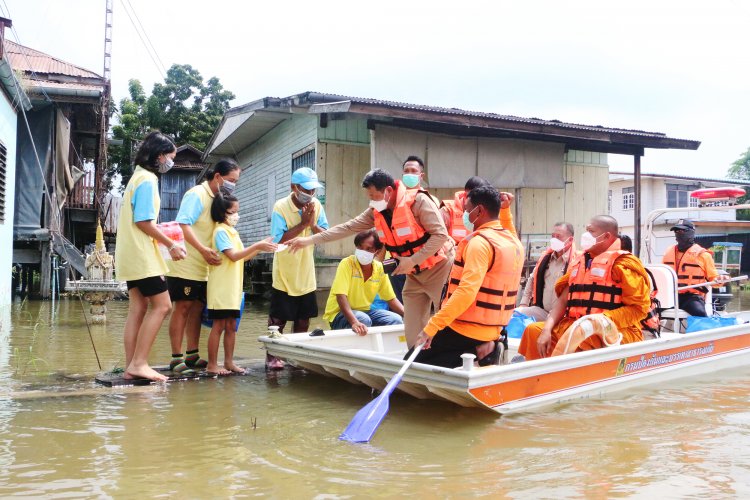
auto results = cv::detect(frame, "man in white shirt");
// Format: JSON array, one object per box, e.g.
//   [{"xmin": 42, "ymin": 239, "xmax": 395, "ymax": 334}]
[{"xmin": 517, "ymin": 222, "xmax": 575, "ymax": 322}]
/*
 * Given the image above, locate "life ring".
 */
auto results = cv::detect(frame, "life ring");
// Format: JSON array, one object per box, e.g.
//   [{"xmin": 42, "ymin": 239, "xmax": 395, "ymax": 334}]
[{"xmin": 552, "ymin": 314, "xmax": 622, "ymax": 356}]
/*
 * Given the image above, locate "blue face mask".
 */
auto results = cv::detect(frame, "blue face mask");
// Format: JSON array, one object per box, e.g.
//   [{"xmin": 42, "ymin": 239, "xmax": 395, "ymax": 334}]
[
  {"xmin": 463, "ymin": 207, "xmax": 478, "ymax": 232},
  {"xmin": 402, "ymin": 174, "xmax": 421, "ymax": 189}
]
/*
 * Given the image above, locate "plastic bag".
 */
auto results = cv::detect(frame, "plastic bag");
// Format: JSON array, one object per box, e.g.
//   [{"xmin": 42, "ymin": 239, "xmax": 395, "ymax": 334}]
[
  {"xmin": 505, "ymin": 310, "xmax": 535, "ymax": 339},
  {"xmin": 156, "ymin": 221, "xmax": 186, "ymax": 260},
  {"xmin": 685, "ymin": 315, "xmax": 738, "ymax": 333},
  {"xmin": 201, "ymin": 293, "xmax": 246, "ymax": 330}
]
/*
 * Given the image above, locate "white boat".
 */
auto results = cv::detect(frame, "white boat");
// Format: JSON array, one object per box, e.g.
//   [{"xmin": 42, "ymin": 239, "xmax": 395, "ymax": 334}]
[
  {"xmin": 260, "ymin": 197, "xmax": 750, "ymax": 414},
  {"xmin": 259, "ymin": 309, "xmax": 750, "ymax": 414}
]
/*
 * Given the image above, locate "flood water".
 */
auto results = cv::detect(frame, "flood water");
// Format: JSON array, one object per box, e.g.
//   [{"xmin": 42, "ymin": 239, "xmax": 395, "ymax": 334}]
[{"xmin": 2, "ymin": 294, "xmax": 750, "ymax": 498}]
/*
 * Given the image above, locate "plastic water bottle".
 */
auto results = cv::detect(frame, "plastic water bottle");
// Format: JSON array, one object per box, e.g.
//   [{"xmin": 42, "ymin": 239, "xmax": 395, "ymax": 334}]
[{"xmin": 156, "ymin": 221, "xmax": 186, "ymax": 260}]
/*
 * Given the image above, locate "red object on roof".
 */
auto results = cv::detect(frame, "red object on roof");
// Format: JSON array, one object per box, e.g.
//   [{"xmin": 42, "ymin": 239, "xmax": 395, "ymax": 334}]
[{"xmin": 690, "ymin": 187, "xmax": 746, "ymax": 200}]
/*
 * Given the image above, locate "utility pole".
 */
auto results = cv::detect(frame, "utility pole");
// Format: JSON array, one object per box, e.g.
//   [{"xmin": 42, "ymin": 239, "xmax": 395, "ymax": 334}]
[{"xmin": 96, "ymin": 0, "xmax": 113, "ymax": 217}]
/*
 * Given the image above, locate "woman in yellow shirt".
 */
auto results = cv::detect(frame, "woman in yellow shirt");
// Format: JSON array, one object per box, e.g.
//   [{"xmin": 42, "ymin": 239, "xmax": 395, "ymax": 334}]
[{"xmin": 115, "ymin": 131, "xmax": 186, "ymax": 382}]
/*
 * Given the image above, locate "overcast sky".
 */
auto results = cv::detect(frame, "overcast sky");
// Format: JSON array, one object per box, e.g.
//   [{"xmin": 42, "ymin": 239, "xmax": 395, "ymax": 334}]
[{"xmin": 2, "ymin": 0, "xmax": 749, "ymax": 178}]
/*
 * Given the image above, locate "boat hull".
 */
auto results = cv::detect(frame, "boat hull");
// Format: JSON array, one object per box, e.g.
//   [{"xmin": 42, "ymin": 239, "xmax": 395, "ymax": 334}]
[{"xmin": 259, "ymin": 316, "xmax": 750, "ymax": 414}]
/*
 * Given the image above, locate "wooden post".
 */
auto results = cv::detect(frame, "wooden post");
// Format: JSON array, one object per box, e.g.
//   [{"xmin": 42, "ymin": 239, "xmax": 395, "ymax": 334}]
[{"xmin": 634, "ymin": 154, "xmax": 642, "ymax": 258}]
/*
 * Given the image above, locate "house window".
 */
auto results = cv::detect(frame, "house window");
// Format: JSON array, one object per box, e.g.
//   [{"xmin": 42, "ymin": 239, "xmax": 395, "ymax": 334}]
[
  {"xmin": 666, "ymin": 183, "xmax": 700, "ymax": 208},
  {"xmin": 0, "ymin": 141, "xmax": 6, "ymax": 224},
  {"xmin": 292, "ymin": 145, "xmax": 315, "ymax": 172},
  {"xmin": 622, "ymin": 186, "xmax": 634, "ymax": 210}
]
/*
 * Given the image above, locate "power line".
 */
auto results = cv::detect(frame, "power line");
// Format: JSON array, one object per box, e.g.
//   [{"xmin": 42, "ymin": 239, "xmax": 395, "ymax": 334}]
[
  {"xmin": 118, "ymin": 0, "xmax": 165, "ymax": 79},
  {"xmin": 124, "ymin": 0, "xmax": 167, "ymax": 75}
]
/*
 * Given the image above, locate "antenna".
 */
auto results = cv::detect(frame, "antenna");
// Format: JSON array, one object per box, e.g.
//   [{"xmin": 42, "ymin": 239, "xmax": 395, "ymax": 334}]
[
  {"xmin": 96, "ymin": 0, "xmax": 113, "ymax": 216},
  {"xmin": 103, "ymin": 0, "xmax": 112, "ymax": 81}
]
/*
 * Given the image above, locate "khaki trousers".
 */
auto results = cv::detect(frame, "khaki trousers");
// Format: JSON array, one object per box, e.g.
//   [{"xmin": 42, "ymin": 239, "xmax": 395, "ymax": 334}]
[{"xmin": 402, "ymin": 247, "xmax": 455, "ymax": 347}]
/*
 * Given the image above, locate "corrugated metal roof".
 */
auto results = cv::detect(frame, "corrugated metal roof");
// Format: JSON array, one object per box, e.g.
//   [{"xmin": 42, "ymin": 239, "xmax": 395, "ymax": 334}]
[
  {"xmin": 5, "ymin": 40, "xmax": 103, "ymax": 80},
  {"xmin": 303, "ymin": 91, "xmax": 677, "ymax": 139},
  {"xmin": 21, "ymin": 79, "xmax": 104, "ymax": 93}
]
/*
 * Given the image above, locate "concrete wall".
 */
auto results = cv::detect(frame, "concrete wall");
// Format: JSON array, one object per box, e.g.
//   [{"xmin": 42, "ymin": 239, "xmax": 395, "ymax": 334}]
[{"xmin": 0, "ymin": 93, "xmax": 18, "ymax": 306}]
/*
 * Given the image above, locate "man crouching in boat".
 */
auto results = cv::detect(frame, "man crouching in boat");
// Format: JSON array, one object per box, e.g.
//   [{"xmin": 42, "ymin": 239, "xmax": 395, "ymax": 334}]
[
  {"xmin": 412, "ymin": 186, "xmax": 524, "ymax": 368},
  {"xmin": 518, "ymin": 215, "xmax": 651, "ymax": 360}
]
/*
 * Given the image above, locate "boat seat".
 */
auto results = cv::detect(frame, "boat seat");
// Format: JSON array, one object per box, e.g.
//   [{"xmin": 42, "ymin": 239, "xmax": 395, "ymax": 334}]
[{"xmin": 645, "ymin": 264, "xmax": 713, "ymax": 333}]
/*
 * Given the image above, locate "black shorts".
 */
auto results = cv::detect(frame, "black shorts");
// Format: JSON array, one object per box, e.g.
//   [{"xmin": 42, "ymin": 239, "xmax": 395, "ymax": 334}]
[
  {"xmin": 268, "ymin": 288, "xmax": 318, "ymax": 321},
  {"xmin": 167, "ymin": 276, "xmax": 207, "ymax": 302},
  {"xmin": 207, "ymin": 309, "xmax": 241, "ymax": 319},
  {"xmin": 127, "ymin": 276, "xmax": 168, "ymax": 297}
]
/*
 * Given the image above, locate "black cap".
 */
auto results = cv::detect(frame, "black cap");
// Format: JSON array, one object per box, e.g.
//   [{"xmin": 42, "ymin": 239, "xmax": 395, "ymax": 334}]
[{"xmin": 670, "ymin": 219, "xmax": 695, "ymax": 231}]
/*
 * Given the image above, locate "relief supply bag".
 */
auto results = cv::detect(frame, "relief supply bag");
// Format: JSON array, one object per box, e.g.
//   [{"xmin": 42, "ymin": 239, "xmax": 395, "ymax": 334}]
[{"xmin": 685, "ymin": 315, "xmax": 738, "ymax": 333}]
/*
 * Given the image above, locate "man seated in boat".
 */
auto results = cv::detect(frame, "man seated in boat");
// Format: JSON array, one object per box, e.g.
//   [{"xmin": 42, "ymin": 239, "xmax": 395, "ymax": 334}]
[
  {"xmin": 517, "ymin": 215, "xmax": 652, "ymax": 360},
  {"xmin": 412, "ymin": 186, "xmax": 524, "ymax": 368},
  {"xmin": 323, "ymin": 229, "xmax": 405, "ymax": 334},
  {"xmin": 516, "ymin": 222, "xmax": 575, "ymax": 322},
  {"xmin": 662, "ymin": 219, "xmax": 729, "ymax": 317}
]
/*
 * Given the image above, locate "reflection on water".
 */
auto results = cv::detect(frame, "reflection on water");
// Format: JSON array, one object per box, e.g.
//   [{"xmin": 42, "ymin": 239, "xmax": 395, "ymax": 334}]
[{"xmin": 1, "ymin": 294, "xmax": 750, "ymax": 497}]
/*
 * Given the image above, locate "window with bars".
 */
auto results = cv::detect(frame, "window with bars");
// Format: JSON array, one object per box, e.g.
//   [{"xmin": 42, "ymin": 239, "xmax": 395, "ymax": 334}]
[
  {"xmin": 622, "ymin": 186, "xmax": 634, "ymax": 210},
  {"xmin": 0, "ymin": 141, "xmax": 6, "ymax": 224},
  {"xmin": 666, "ymin": 183, "xmax": 700, "ymax": 208},
  {"xmin": 291, "ymin": 146, "xmax": 315, "ymax": 172}
]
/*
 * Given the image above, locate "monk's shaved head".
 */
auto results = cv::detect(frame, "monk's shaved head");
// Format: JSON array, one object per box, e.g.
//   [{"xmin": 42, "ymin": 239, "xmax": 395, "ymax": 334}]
[{"xmin": 590, "ymin": 215, "xmax": 618, "ymax": 235}]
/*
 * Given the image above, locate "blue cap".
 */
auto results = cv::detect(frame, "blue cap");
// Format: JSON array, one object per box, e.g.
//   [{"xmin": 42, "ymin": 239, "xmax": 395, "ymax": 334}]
[{"xmin": 291, "ymin": 167, "xmax": 322, "ymax": 190}]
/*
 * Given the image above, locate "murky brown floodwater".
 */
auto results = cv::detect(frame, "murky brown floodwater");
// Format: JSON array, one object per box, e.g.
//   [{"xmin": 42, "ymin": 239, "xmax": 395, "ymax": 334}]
[{"xmin": 2, "ymin": 293, "xmax": 750, "ymax": 498}]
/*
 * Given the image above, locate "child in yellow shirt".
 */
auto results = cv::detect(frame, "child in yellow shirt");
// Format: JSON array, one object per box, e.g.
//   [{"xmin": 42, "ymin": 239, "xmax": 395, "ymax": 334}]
[{"xmin": 206, "ymin": 193, "xmax": 276, "ymax": 374}]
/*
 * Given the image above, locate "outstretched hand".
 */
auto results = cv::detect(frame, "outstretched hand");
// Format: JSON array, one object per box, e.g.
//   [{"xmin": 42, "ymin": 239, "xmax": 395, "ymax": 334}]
[
  {"xmin": 256, "ymin": 236, "xmax": 278, "ymax": 253},
  {"xmin": 287, "ymin": 236, "xmax": 312, "ymax": 253},
  {"xmin": 415, "ymin": 331, "xmax": 432, "ymax": 349}
]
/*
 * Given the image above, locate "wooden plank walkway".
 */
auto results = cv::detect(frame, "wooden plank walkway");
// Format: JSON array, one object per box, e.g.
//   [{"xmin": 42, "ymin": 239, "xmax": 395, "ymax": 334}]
[{"xmin": 95, "ymin": 361, "xmax": 259, "ymax": 387}]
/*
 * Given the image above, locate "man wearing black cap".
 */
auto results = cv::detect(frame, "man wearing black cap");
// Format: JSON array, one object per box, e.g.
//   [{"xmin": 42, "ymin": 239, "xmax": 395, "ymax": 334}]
[{"xmin": 662, "ymin": 219, "xmax": 728, "ymax": 316}]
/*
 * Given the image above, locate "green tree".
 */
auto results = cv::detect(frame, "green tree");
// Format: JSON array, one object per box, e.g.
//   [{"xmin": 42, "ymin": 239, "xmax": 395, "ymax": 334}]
[
  {"xmin": 107, "ymin": 64, "xmax": 235, "ymax": 191},
  {"xmin": 726, "ymin": 147, "xmax": 750, "ymax": 220}
]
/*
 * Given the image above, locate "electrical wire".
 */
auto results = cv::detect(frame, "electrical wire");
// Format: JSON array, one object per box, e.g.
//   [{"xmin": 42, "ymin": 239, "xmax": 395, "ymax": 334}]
[
  {"xmin": 123, "ymin": 0, "xmax": 167, "ymax": 75},
  {"xmin": 118, "ymin": 0, "xmax": 165, "ymax": 79}
]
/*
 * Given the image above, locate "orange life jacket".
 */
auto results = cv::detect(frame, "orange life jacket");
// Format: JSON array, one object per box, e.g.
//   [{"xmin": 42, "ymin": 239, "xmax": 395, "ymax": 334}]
[
  {"xmin": 442, "ymin": 191, "xmax": 469, "ymax": 244},
  {"xmin": 566, "ymin": 240, "xmax": 628, "ymax": 319},
  {"xmin": 530, "ymin": 243, "xmax": 574, "ymax": 308},
  {"xmin": 373, "ymin": 180, "xmax": 445, "ymax": 274},
  {"xmin": 662, "ymin": 244, "xmax": 710, "ymax": 296},
  {"xmin": 444, "ymin": 225, "xmax": 524, "ymax": 326}
]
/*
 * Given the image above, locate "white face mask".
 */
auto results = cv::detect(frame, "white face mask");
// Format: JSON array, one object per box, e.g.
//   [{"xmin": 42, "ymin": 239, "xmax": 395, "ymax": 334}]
[
  {"xmin": 549, "ymin": 237, "xmax": 566, "ymax": 253},
  {"xmin": 580, "ymin": 231, "xmax": 602, "ymax": 251},
  {"xmin": 227, "ymin": 213, "xmax": 240, "ymax": 227},
  {"xmin": 158, "ymin": 157, "xmax": 174, "ymax": 174},
  {"xmin": 295, "ymin": 189, "xmax": 314, "ymax": 205},
  {"xmin": 369, "ymin": 199, "xmax": 388, "ymax": 212},
  {"xmin": 354, "ymin": 249, "xmax": 375, "ymax": 265}
]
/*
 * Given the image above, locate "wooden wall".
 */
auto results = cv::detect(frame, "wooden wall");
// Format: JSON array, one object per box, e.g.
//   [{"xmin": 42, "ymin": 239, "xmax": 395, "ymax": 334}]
[{"xmin": 318, "ymin": 142, "xmax": 371, "ymax": 258}]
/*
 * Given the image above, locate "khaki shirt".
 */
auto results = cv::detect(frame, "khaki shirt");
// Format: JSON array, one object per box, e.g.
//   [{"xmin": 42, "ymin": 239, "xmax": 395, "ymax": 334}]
[{"xmin": 520, "ymin": 249, "xmax": 570, "ymax": 312}]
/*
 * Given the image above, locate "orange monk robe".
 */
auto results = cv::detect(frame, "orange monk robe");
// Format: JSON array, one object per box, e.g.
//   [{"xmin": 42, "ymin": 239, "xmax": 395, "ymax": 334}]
[{"xmin": 518, "ymin": 254, "xmax": 651, "ymax": 361}]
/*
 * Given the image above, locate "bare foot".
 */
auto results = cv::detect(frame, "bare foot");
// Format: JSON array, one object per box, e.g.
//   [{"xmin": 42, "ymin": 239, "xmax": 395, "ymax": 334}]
[
  {"xmin": 224, "ymin": 362, "xmax": 246, "ymax": 374},
  {"xmin": 124, "ymin": 365, "xmax": 168, "ymax": 382},
  {"xmin": 475, "ymin": 341, "xmax": 495, "ymax": 360},
  {"xmin": 206, "ymin": 363, "xmax": 230, "ymax": 376},
  {"xmin": 265, "ymin": 354, "xmax": 285, "ymax": 371}
]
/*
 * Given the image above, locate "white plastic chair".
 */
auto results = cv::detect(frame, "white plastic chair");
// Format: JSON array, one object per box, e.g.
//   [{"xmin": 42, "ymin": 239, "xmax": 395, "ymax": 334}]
[{"xmin": 645, "ymin": 264, "xmax": 689, "ymax": 332}]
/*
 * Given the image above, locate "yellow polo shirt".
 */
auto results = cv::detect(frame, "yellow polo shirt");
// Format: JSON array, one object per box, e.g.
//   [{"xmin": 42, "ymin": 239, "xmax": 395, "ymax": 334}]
[
  {"xmin": 167, "ymin": 182, "xmax": 216, "ymax": 282},
  {"xmin": 115, "ymin": 166, "xmax": 168, "ymax": 281},
  {"xmin": 271, "ymin": 194, "xmax": 324, "ymax": 296},
  {"xmin": 323, "ymin": 256, "xmax": 396, "ymax": 323},
  {"xmin": 207, "ymin": 223, "xmax": 244, "ymax": 311}
]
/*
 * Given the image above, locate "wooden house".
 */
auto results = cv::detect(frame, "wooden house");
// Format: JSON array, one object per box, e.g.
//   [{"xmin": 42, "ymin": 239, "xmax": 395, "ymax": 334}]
[
  {"xmin": 202, "ymin": 91, "xmax": 700, "ymax": 291},
  {"xmin": 6, "ymin": 39, "xmax": 109, "ymax": 297},
  {"xmin": 158, "ymin": 144, "xmax": 208, "ymax": 222},
  {"xmin": 0, "ymin": 17, "xmax": 32, "ymax": 305}
]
